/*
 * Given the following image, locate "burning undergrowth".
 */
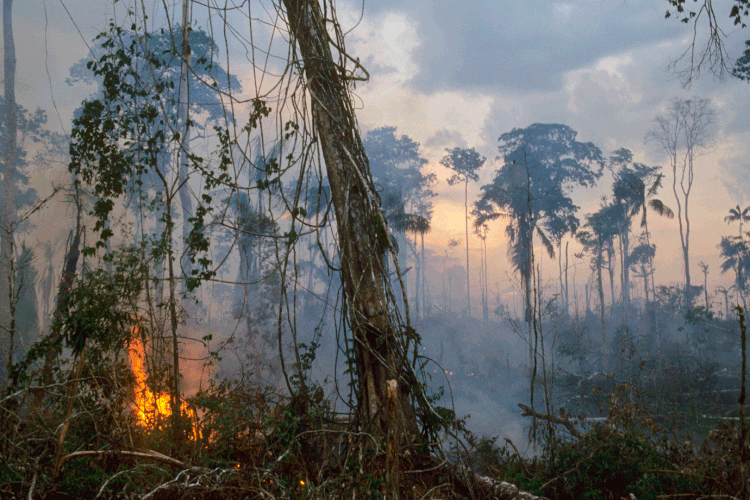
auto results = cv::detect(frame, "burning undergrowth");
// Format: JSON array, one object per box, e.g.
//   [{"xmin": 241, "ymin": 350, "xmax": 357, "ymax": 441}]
[{"xmin": 127, "ymin": 326, "xmax": 198, "ymax": 440}]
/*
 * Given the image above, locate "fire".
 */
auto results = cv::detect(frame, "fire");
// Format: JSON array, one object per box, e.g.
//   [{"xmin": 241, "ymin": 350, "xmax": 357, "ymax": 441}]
[{"xmin": 128, "ymin": 327, "xmax": 196, "ymax": 437}]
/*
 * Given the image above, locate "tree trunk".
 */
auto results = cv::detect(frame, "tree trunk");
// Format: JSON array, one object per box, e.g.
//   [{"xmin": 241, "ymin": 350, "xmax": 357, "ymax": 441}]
[
  {"xmin": 421, "ymin": 232, "xmax": 426, "ymax": 317},
  {"xmin": 282, "ymin": 0, "xmax": 418, "ymax": 444},
  {"xmin": 597, "ymin": 244, "xmax": 606, "ymax": 345},
  {"xmin": 178, "ymin": 0, "xmax": 194, "ymax": 308},
  {"xmin": 40, "ymin": 213, "xmax": 82, "ymax": 390},
  {"xmin": 564, "ymin": 241, "xmax": 569, "ymax": 316},
  {"xmin": 414, "ymin": 231, "xmax": 420, "ymax": 321},
  {"xmin": 0, "ymin": 0, "xmax": 16, "ymax": 386},
  {"xmin": 464, "ymin": 179, "xmax": 471, "ymax": 318},
  {"xmin": 621, "ymin": 225, "xmax": 630, "ymax": 314}
]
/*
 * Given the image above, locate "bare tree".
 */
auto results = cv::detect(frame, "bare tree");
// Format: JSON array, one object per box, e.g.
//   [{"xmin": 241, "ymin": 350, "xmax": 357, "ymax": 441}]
[{"xmin": 647, "ymin": 98, "xmax": 714, "ymax": 309}]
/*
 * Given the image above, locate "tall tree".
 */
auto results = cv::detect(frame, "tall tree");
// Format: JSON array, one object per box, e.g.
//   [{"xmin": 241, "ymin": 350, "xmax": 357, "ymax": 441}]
[
  {"xmin": 282, "ymin": 0, "xmax": 419, "ymax": 447},
  {"xmin": 578, "ymin": 204, "xmax": 619, "ymax": 344},
  {"xmin": 0, "ymin": 0, "xmax": 15, "ymax": 385},
  {"xmin": 725, "ymin": 204, "xmax": 750, "ymax": 238},
  {"xmin": 629, "ymin": 236, "xmax": 657, "ymax": 304},
  {"xmin": 13, "ymin": 245, "xmax": 38, "ymax": 363},
  {"xmin": 719, "ymin": 235, "xmax": 750, "ymax": 310},
  {"xmin": 363, "ymin": 126, "xmax": 433, "ymax": 316},
  {"xmin": 608, "ymin": 149, "xmax": 669, "ymax": 313},
  {"xmin": 475, "ymin": 223, "xmax": 491, "ymax": 322},
  {"xmin": 475, "ymin": 123, "xmax": 603, "ymax": 325},
  {"xmin": 440, "ymin": 147, "xmax": 485, "ymax": 318},
  {"xmin": 647, "ymin": 98, "xmax": 714, "ymax": 309},
  {"xmin": 719, "ymin": 206, "xmax": 750, "ymax": 309},
  {"xmin": 698, "ymin": 261, "xmax": 710, "ymax": 310}
]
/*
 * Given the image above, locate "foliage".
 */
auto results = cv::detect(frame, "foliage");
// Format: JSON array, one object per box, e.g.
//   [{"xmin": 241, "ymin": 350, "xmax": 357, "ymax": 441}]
[
  {"xmin": 475, "ymin": 123, "xmax": 603, "ymax": 321},
  {"xmin": 363, "ymin": 126, "xmax": 435, "ymax": 238},
  {"xmin": 68, "ymin": 21, "xmax": 238, "ymax": 290}
]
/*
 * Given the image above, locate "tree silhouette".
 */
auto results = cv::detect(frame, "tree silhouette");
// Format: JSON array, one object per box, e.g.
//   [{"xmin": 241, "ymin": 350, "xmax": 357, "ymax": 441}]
[
  {"xmin": 609, "ymin": 148, "xmax": 672, "ymax": 311},
  {"xmin": 725, "ymin": 204, "xmax": 750, "ymax": 239},
  {"xmin": 719, "ymin": 235, "xmax": 750, "ymax": 309},
  {"xmin": 578, "ymin": 203, "xmax": 619, "ymax": 344},
  {"xmin": 441, "ymin": 147, "xmax": 485, "ymax": 318},
  {"xmin": 475, "ymin": 123, "xmax": 603, "ymax": 324},
  {"xmin": 364, "ymin": 126, "xmax": 433, "ymax": 312},
  {"xmin": 647, "ymin": 98, "xmax": 714, "ymax": 309}
]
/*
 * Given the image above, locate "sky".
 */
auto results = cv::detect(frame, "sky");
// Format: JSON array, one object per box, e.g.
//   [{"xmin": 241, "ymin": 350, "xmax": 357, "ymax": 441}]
[{"xmin": 7, "ymin": 0, "xmax": 750, "ymax": 312}]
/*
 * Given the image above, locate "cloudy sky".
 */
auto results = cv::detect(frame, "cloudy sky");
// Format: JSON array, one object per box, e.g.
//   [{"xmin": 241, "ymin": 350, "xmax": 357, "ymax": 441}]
[{"xmin": 8, "ymin": 0, "xmax": 750, "ymax": 308}]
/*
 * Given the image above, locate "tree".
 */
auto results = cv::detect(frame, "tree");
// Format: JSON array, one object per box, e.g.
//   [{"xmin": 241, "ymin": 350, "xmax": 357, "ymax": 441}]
[
  {"xmin": 67, "ymin": 20, "xmax": 239, "ymax": 297},
  {"xmin": 283, "ymin": 0, "xmax": 419, "ymax": 449},
  {"xmin": 608, "ymin": 149, "xmax": 672, "ymax": 313},
  {"xmin": 0, "ymin": 0, "xmax": 16, "ymax": 386},
  {"xmin": 475, "ymin": 223, "xmax": 491, "ymax": 321},
  {"xmin": 443, "ymin": 237, "xmax": 461, "ymax": 312},
  {"xmin": 440, "ymin": 147, "xmax": 485, "ymax": 318},
  {"xmin": 578, "ymin": 203, "xmax": 620, "ymax": 342},
  {"xmin": 698, "ymin": 261, "xmax": 710, "ymax": 310},
  {"xmin": 475, "ymin": 124, "xmax": 603, "ymax": 325},
  {"xmin": 725, "ymin": 205, "xmax": 750, "ymax": 238},
  {"xmin": 363, "ymin": 126, "xmax": 434, "ymax": 318},
  {"xmin": 12, "ymin": 245, "xmax": 38, "ymax": 362},
  {"xmin": 543, "ymin": 211, "xmax": 578, "ymax": 317},
  {"xmin": 67, "ymin": 19, "xmax": 239, "ymax": 443},
  {"xmin": 630, "ymin": 236, "xmax": 657, "ymax": 304},
  {"xmin": 647, "ymin": 98, "xmax": 714, "ymax": 309},
  {"xmin": 719, "ymin": 235, "xmax": 750, "ymax": 309}
]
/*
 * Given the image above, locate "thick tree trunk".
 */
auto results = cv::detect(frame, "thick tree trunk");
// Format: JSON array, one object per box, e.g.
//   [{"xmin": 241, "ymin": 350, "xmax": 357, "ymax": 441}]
[
  {"xmin": 0, "ymin": 0, "xmax": 16, "ymax": 385},
  {"xmin": 282, "ymin": 0, "xmax": 418, "ymax": 443}
]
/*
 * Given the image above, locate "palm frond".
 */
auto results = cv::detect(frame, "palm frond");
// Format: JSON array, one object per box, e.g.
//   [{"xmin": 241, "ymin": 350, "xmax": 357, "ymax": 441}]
[
  {"xmin": 536, "ymin": 227, "xmax": 555, "ymax": 258},
  {"xmin": 649, "ymin": 199, "xmax": 674, "ymax": 219},
  {"xmin": 475, "ymin": 211, "xmax": 509, "ymax": 227},
  {"xmin": 647, "ymin": 173, "xmax": 665, "ymax": 197}
]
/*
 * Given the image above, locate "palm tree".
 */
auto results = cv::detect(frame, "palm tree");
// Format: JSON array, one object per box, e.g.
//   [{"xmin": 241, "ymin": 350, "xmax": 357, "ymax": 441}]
[
  {"xmin": 719, "ymin": 235, "xmax": 750, "ymax": 310},
  {"xmin": 609, "ymin": 149, "xmax": 673, "ymax": 305},
  {"xmin": 725, "ymin": 204, "xmax": 750, "ymax": 239},
  {"xmin": 716, "ymin": 285, "xmax": 732, "ymax": 319}
]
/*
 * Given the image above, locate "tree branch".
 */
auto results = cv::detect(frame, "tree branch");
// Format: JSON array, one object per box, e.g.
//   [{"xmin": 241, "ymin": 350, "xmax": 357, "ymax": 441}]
[{"xmin": 518, "ymin": 403, "xmax": 584, "ymax": 439}]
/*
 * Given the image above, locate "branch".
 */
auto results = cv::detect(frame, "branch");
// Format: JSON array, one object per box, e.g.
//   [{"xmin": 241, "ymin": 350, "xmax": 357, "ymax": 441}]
[
  {"xmin": 57, "ymin": 450, "xmax": 189, "ymax": 470},
  {"xmin": 518, "ymin": 404, "xmax": 584, "ymax": 439}
]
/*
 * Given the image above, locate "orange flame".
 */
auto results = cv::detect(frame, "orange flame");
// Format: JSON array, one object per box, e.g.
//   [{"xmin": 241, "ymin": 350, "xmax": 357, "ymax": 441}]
[{"xmin": 128, "ymin": 327, "xmax": 196, "ymax": 437}]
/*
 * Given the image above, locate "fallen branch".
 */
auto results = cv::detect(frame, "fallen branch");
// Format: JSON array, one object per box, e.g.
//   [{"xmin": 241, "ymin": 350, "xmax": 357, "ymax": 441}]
[
  {"xmin": 58, "ymin": 449, "xmax": 189, "ymax": 470},
  {"xmin": 518, "ymin": 404, "xmax": 584, "ymax": 439}
]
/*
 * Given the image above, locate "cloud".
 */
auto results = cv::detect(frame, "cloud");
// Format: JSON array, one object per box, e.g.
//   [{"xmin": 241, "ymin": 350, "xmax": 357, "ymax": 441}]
[
  {"xmin": 424, "ymin": 128, "xmax": 467, "ymax": 150},
  {"xmin": 358, "ymin": 0, "xmax": 687, "ymax": 94}
]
